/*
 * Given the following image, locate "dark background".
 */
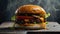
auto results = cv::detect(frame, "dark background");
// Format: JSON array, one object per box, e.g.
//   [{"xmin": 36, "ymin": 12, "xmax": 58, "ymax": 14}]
[{"xmin": 0, "ymin": 0, "xmax": 60, "ymax": 23}]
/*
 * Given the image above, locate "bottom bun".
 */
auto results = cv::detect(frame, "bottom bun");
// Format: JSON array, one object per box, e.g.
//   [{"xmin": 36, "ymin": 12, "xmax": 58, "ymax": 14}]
[{"xmin": 15, "ymin": 23, "xmax": 46, "ymax": 30}]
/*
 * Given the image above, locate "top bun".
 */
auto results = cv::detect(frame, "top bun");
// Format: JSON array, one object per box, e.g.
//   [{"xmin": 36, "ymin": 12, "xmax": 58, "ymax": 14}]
[{"xmin": 15, "ymin": 4, "xmax": 46, "ymax": 17}]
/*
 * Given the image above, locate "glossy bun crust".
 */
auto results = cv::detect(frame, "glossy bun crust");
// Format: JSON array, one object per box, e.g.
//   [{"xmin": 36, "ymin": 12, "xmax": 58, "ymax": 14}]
[{"xmin": 16, "ymin": 5, "xmax": 46, "ymax": 17}]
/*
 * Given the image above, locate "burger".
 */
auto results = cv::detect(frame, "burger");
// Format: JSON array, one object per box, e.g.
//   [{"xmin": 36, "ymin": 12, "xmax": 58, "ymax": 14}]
[{"xmin": 15, "ymin": 4, "xmax": 48, "ymax": 30}]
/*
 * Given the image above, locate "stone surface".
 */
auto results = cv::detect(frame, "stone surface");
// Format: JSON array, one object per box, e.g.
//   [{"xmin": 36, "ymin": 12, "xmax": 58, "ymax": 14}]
[
  {"xmin": 0, "ymin": 22, "xmax": 60, "ymax": 32},
  {"xmin": 0, "ymin": 22, "xmax": 15, "ymax": 28}
]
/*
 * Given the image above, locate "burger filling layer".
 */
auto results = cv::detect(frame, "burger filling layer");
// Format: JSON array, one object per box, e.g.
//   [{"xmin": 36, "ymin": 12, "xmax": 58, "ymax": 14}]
[{"xmin": 16, "ymin": 13, "xmax": 45, "ymax": 24}]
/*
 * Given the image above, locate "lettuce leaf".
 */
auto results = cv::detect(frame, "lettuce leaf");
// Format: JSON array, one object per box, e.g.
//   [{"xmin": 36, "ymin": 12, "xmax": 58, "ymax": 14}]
[
  {"xmin": 11, "ymin": 15, "xmax": 15, "ymax": 21},
  {"xmin": 46, "ymin": 22, "xmax": 48, "ymax": 24},
  {"xmin": 45, "ymin": 13, "xmax": 50, "ymax": 18}
]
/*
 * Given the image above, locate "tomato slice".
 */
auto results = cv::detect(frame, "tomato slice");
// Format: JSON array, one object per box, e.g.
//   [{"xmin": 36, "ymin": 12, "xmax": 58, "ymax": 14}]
[{"xmin": 16, "ymin": 16, "xmax": 33, "ymax": 19}]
